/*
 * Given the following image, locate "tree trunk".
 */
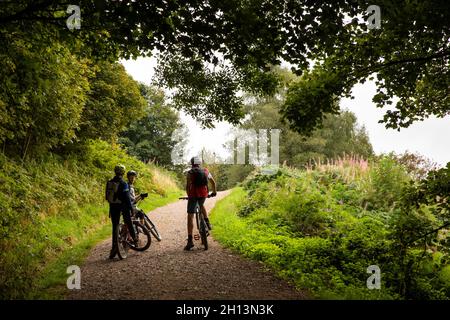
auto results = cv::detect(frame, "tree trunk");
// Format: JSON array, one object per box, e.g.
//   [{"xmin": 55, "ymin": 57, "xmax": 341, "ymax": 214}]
[{"xmin": 22, "ymin": 130, "xmax": 32, "ymax": 161}]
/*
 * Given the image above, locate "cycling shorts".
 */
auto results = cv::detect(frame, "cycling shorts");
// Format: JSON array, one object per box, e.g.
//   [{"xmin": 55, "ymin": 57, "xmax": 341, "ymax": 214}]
[{"xmin": 187, "ymin": 197, "xmax": 206, "ymax": 214}]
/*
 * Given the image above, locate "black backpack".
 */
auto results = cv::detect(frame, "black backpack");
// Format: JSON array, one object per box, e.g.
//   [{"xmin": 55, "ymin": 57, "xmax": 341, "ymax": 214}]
[
  {"xmin": 105, "ymin": 178, "xmax": 122, "ymax": 204},
  {"xmin": 190, "ymin": 167, "xmax": 208, "ymax": 187}
]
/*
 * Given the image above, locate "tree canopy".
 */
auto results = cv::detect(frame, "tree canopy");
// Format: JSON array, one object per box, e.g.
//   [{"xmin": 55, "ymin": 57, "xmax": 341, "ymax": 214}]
[
  {"xmin": 79, "ymin": 62, "xmax": 147, "ymax": 142},
  {"xmin": 0, "ymin": 33, "xmax": 146, "ymax": 158},
  {"xmin": 2, "ymin": 1, "xmax": 448, "ymax": 133},
  {"xmin": 0, "ymin": 34, "xmax": 90, "ymax": 158}
]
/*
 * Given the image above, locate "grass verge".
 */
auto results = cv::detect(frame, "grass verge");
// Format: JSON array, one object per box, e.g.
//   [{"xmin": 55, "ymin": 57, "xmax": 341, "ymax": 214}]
[
  {"xmin": 211, "ymin": 160, "xmax": 450, "ymax": 299},
  {"xmin": 209, "ymin": 187, "xmax": 389, "ymax": 299}
]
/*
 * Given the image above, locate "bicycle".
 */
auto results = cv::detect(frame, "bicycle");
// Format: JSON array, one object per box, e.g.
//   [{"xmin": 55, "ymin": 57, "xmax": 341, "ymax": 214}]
[
  {"xmin": 179, "ymin": 193, "xmax": 215, "ymax": 250},
  {"xmin": 134, "ymin": 195, "xmax": 162, "ymax": 242},
  {"xmin": 116, "ymin": 209, "xmax": 152, "ymax": 260}
]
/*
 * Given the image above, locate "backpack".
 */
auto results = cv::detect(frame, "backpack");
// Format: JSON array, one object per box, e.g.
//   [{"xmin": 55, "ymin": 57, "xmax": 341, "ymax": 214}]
[
  {"xmin": 190, "ymin": 167, "xmax": 208, "ymax": 187},
  {"xmin": 105, "ymin": 179, "xmax": 122, "ymax": 204}
]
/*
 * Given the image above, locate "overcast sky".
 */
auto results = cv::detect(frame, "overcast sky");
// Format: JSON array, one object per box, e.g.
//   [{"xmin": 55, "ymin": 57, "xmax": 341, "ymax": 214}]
[{"xmin": 121, "ymin": 57, "xmax": 449, "ymax": 167}]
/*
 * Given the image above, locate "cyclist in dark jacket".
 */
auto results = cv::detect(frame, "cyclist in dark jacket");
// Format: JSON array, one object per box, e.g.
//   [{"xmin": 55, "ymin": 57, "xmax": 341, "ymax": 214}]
[{"xmin": 108, "ymin": 165, "xmax": 137, "ymax": 259}]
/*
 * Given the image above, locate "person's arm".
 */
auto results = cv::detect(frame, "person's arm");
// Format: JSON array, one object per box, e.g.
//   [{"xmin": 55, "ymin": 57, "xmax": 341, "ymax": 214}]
[
  {"xmin": 121, "ymin": 182, "xmax": 133, "ymax": 210},
  {"xmin": 186, "ymin": 173, "xmax": 190, "ymax": 196},
  {"xmin": 209, "ymin": 176, "xmax": 217, "ymax": 195}
]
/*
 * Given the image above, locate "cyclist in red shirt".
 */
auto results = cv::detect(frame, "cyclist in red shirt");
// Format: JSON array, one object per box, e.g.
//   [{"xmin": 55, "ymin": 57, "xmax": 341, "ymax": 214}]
[{"xmin": 184, "ymin": 156, "xmax": 217, "ymax": 250}]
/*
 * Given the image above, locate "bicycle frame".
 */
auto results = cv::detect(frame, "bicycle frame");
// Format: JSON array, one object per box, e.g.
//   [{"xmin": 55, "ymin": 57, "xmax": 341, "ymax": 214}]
[{"xmin": 180, "ymin": 194, "xmax": 214, "ymax": 250}]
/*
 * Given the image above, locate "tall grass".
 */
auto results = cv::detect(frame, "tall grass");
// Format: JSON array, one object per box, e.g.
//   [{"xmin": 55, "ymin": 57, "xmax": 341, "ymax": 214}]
[
  {"xmin": 306, "ymin": 154, "xmax": 369, "ymax": 183},
  {"xmin": 148, "ymin": 164, "xmax": 181, "ymax": 195}
]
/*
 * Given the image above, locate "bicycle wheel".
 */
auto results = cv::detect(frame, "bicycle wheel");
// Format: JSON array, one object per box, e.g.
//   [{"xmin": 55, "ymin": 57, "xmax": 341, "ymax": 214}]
[
  {"xmin": 128, "ymin": 221, "xmax": 151, "ymax": 251},
  {"xmin": 116, "ymin": 223, "xmax": 128, "ymax": 259},
  {"xmin": 144, "ymin": 214, "xmax": 162, "ymax": 241},
  {"xmin": 199, "ymin": 216, "xmax": 209, "ymax": 251}
]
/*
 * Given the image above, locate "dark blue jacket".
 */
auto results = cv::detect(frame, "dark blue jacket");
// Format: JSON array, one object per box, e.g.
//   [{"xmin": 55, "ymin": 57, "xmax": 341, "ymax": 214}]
[{"xmin": 110, "ymin": 176, "xmax": 133, "ymax": 210}]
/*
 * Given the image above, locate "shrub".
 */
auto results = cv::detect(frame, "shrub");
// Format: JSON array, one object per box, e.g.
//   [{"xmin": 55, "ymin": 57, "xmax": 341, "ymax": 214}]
[
  {"xmin": 361, "ymin": 156, "xmax": 410, "ymax": 211},
  {"xmin": 212, "ymin": 158, "xmax": 450, "ymax": 300}
]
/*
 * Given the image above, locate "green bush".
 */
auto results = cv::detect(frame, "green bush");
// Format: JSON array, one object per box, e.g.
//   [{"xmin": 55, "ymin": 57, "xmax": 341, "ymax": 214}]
[
  {"xmin": 361, "ymin": 156, "xmax": 410, "ymax": 211},
  {"xmin": 211, "ymin": 157, "xmax": 450, "ymax": 300}
]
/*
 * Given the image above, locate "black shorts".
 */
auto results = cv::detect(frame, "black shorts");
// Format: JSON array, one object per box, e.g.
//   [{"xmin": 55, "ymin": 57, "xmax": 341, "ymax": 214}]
[{"xmin": 187, "ymin": 197, "xmax": 206, "ymax": 214}]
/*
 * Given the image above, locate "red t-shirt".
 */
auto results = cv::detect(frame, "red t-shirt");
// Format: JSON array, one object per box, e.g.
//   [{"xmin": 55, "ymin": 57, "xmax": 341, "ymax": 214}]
[{"xmin": 187, "ymin": 167, "xmax": 211, "ymax": 198}]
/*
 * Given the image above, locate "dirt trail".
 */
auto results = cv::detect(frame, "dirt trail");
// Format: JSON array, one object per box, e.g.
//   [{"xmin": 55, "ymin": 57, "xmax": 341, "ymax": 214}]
[{"xmin": 67, "ymin": 191, "xmax": 307, "ymax": 300}]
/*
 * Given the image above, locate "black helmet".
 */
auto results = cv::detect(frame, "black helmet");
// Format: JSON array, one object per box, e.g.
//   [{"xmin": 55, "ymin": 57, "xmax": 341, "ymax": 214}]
[
  {"xmin": 127, "ymin": 170, "xmax": 138, "ymax": 178},
  {"xmin": 114, "ymin": 164, "xmax": 126, "ymax": 175}
]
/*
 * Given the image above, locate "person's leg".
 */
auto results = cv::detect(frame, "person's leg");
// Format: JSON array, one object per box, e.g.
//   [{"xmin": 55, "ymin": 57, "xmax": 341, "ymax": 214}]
[
  {"xmin": 200, "ymin": 204, "xmax": 208, "ymax": 219},
  {"xmin": 184, "ymin": 214, "xmax": 195, "ymax": 250},
  {"xmin": 122, "ymin": 208, "xmax": 137, "ymax": 240},
  {"xmin": 110, "ymin": 205, "xmax": 120, "ymax": 258},
  {"xmin": 185, "ymin": 198, "xmax": 197, "ymax": 250},
  {"xmin": 198, "ymin": 198, "xmax": 211, "ymax": 230},
  {"xmin": 187, "ymin": 214, "xmax": 194, "ymax": 236}
]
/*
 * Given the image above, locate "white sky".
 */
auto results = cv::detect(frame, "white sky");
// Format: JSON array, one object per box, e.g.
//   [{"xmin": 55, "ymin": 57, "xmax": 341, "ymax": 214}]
[{"xmin": 121, "ymin": 57, "xmax": 450, "ymax": 166}]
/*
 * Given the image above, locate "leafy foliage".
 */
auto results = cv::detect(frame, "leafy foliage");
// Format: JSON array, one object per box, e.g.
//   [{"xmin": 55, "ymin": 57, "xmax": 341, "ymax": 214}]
[
  {"xmin": 154, "ymin": 52, "xmax": 279, "ymax": 127},
  {"xmin": 241, "ymin": 87, "xmax": 374, "ymax": 167},
  {"xmin": 406, "ymin": 163, "xmax": 450, "ymax": 218},
  {"xmin": 0, "ymin": 34, "xmax": 146, "ymax": 159},
  {"xmin": 2, "ymin": 1, "xmax": 448, "ymax": 132},
  {"xmin": 78, "ymin": 62, "xmax": 147, "ymax": 142},
  {"xmin": 119, "ymin": 84, "xmax": 185, "ymax": 166},
  {"xmin": 392, "ymin": 151, "xmax": 440, "ymax": 180},
  {"xmin": 0, "ymin": 35, "xmax": 90, "ymax": 158},
  {"xmin": 211, "ymin": 158, "xmax": 450, "ymax": 299},
  {"xmin": 279, "ymin": 0, "xmax": 449, "ymax": 132}
]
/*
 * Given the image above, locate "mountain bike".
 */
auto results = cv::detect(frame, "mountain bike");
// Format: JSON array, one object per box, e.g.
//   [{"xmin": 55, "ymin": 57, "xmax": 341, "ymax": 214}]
[
  {"xmin": 179, "ymin": 193, "xmax": 215, "ymax": 250},
  {"xmin": 134, "ymin": 197, "xmax": 162, "ymax": 242},
  {"xmin": 116, "ymin": 204, "xmax": 152, "ymax": 259}
]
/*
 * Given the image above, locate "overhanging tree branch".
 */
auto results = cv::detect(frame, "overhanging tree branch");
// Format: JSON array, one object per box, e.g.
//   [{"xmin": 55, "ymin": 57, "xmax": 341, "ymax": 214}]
[
  {"xmin": 0, "ymin": 0, "xmax": 57, "ymax": 25},
  {"xmin": 346, "ymin": 50, "xmax": 450, "ymax": 85},
  {"xmin": 407, "ymin": 221, "xmax": 450, "ymax": 245}
]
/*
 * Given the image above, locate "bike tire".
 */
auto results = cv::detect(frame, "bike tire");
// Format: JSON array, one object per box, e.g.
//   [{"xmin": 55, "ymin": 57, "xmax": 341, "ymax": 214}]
[
  {"xmin": 144, "ymin": 214, "xmax": 162, "ymax": 241},
  {"xmin": 116, "ymin": 223, "xmax": 128, "ymax": 259},
  {"xmin": 199, "ymin": 218, "xmax": 209, "ymax": 251},
  {"xmin": 128, "ymin": 221, "xmax": 151, "ymax": 251}
]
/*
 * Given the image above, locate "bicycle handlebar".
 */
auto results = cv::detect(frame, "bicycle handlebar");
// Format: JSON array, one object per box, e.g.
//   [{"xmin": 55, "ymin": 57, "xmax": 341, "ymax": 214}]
[
  {"xmin": 135, "ymin": 193, "xmax": 148, "ymax": 204},
  {"xmin": 179, "ymin": 193, "xmax": 216, "ymax": 200}
]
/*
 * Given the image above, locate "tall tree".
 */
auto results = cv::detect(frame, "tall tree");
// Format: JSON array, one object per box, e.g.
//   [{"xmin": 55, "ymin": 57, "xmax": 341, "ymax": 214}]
[
  {"xmin": 241, "ymin": 102, "xmax": 373, "ymax": 168},
  {"xmin": 0, "ymin": 35, "xmax": 145, "ymax": 158},
  {"xmin": 79, "ymin": 61, "xmax": 147, "ymax": 142},
  {"xmin": 0, "ymin": 35, "xmax": 90, "ymax": 158},
  {"xmin": 119, "ymin": 84, "xmax": 185, "ymax": 166}
]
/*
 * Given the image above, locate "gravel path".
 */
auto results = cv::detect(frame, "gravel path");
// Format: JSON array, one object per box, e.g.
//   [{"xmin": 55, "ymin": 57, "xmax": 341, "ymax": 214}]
[{"xmin": 67, "ymin": 191, "xmax": 307, "ymax": 300}]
